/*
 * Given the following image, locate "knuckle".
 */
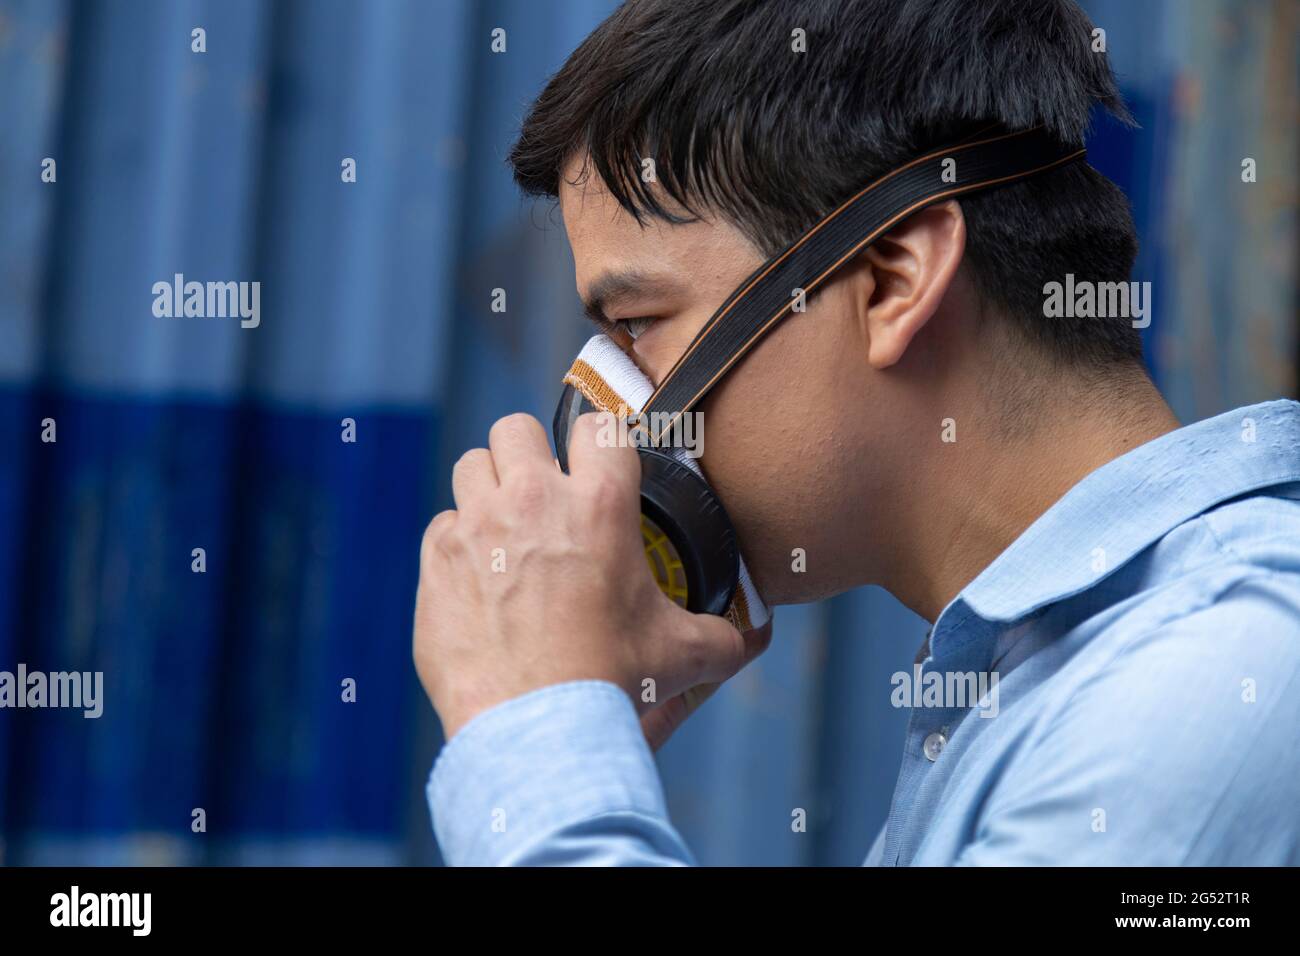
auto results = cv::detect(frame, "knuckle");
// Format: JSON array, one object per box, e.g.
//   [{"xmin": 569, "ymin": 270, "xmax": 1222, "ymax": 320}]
[
  {"xmin": 439, "ymin": 524, "xmax": 470, "ymax": 556},
  {"xmin": 587, "ymin": 473, "xmax": 631, "ymax": 517},
  {"xmin": 510, "ymin": 470, "xmax": 549, "ymax": 513},
  {"xmin": 420, "ymin": 510, "xmax": 455, "ymax": 562},
  {"xmin": 681, "ymin": 633, "xmax": 712, "ymax": 680},
  {"xmin": 575, "ymin": 410, "xmax": 615, "ymax": 445},
  {"xmin": 684, "ymin": 619, "xmax": 743, "ymax": 680},
  {"xmin": 491, "ymin": 412, "xmax": 538, "ymax": 442},
  {"xmin": 452, "ymin": 504, "xmax": 489, "ymax": 538}
]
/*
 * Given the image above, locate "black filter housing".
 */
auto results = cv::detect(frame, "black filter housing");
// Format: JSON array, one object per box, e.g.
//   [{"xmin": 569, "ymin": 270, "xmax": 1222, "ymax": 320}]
[{"xmin": 552, "ymin": 384, "xmax": 739, "ymax": 616}]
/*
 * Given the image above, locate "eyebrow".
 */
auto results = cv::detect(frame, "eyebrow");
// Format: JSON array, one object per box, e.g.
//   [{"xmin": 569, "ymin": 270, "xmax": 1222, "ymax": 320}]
[{"xmin": 580, "ymin": 269, "xmax": 682, "ymax": 326}]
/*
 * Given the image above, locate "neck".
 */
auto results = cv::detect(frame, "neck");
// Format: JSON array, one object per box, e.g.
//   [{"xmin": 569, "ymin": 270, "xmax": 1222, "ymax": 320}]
[{"xmin": 884, "ymin": 370, "xmax": 1181, "ymax": 623}]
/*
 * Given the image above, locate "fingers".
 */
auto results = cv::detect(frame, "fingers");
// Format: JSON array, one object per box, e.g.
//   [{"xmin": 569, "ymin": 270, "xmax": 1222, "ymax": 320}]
[
  {"xmin": 641, "ymin": 683, "xmax": 721, "ymax": 752},
  {"xmin": 641, "ymin": 689, "xmax": 711, "ymax": 753},
  {"xmin": 640, "ymin": 699, "xmax": 681, "ymax": 752},
  {"xmin": 488, "ymin": 413, "xmax": 552, "ymax": 479},
  {"xmin": 640, "ymin": 620, "xmax": 772, "ymax": 750},
  {"xmin": 453, "ymin": 412, "xmax": 547, "ymax": 511},
  {"xmin": 420, "ymin": 508, "xmax": 458, "ymax": 565},
  {"xmin": 662, "ymin": 614, "xmax": 772, "ymax": 701},
  {"xmin": 451, "ymin": 448, "xmax": 498, "ymax": 509},
  {"xmin": 567, "ymin": 411, "xmax": 640, "ymax": 498}
]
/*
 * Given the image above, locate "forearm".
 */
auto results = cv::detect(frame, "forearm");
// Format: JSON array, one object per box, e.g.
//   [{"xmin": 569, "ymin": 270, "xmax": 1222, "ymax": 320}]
[{"xmin": 427, "ymin": 680, "xmax": 696, "ymax": 866}]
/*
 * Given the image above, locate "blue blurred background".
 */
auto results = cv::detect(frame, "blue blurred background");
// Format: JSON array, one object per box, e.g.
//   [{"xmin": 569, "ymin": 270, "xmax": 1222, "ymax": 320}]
[{"xmin": 0, "ymin": 0, "xmax": 1295, "ymax": 865}]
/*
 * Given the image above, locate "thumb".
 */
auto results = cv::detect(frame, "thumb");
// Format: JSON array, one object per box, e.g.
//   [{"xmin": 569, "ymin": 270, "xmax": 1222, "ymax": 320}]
[
  {"xmin": 685, "ymin": 613, "xmax": 774, "ymax": 686},
  {"xmin": 680, "ymin": 611, "xmax": 749, "ymax": 687},
  {"xmin": 640, "ymin": 618, "xmax": 773, "ymax": 751}
]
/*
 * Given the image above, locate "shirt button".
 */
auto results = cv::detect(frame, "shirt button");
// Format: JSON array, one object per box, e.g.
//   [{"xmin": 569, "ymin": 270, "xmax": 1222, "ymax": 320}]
[{"xmin": 923, "ymin": 731, "xmax": 947, "ymax": 761}]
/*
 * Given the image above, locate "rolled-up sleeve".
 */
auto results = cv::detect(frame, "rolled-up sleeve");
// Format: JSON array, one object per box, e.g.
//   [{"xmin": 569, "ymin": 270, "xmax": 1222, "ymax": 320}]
[{"xmin": 427, "ymin": 680, "xmax": 696, "ymax": 866}]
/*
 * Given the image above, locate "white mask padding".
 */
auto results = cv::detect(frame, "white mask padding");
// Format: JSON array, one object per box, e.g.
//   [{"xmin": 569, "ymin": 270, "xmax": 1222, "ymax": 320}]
[{"xmin": 563, "ymin": 334, "xmax": 771, "ymax": 631}]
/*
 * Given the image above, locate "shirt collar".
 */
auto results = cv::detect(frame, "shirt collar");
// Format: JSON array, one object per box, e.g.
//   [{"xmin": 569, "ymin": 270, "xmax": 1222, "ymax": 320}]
[{"xmin": 929, "ymin": 399, "xmax": 1300, "ymax": 660}]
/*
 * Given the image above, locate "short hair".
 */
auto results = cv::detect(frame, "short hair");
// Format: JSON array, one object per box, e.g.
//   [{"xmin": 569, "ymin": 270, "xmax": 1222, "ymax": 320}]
[{"xmin": 509, "ymin": 0, "xmax": 1146, "ymax": 370}]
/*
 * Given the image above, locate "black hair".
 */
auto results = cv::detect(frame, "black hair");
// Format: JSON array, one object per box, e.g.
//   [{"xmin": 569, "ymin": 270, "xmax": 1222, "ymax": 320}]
[{"xmin": 509, "ymin": 0, "xmax": 1145, "ymax": 370}]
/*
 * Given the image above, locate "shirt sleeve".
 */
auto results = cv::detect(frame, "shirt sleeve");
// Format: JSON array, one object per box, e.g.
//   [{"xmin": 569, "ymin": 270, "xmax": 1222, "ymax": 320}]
[{"xmin": 427, "ymin": 679, "xmax": 697, "ymax": 866}]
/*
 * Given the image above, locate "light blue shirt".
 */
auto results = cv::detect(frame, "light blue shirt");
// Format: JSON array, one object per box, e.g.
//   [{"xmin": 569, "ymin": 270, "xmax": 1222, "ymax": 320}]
[{"xmin": 427, "ymin": 399, "xmax": 1300, "ymax": 865}]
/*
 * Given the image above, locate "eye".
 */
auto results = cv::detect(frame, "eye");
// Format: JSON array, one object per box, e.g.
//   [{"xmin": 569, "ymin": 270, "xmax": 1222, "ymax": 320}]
[
  {"xmin": 583, "ymin": 313, "xmax": 658, "ymax": 347},
  {"xmin": 624, "ymin": 317, "xmax": 655, "ymax": 340}
]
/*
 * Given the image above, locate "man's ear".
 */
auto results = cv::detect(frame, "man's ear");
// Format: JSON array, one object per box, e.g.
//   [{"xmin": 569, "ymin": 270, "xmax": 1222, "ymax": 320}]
[{"xmin": 854, "ymin": 200, "xmax": 966, "ymax": 370}]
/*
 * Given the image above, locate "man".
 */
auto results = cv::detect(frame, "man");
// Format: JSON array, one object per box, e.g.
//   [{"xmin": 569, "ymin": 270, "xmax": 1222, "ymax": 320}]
[{"xmin": 413, "ymin": 0, "xmax": 1300, "ymax": 865}]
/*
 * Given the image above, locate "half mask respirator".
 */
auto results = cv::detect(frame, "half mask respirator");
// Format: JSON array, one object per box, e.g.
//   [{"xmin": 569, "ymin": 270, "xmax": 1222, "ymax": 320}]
[{"xmin": 553, "ymin": 126, "xmax": 1085, "ymax": 630}]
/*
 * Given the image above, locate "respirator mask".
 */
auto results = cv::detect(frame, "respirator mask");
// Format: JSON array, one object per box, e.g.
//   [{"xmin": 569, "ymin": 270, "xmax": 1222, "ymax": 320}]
[{"xmin": 553, "ymin": 126, "xmax": 1085, "ymax": 629}]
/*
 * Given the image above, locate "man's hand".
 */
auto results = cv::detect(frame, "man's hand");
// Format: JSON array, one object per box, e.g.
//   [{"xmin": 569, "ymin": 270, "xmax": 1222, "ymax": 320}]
[
  {"xmin": 638, "ymin": 618, "xmax": 772, "ymax": 751},
  {"xmin": 413, "ymin": 411, "xmax": 759, "ymax": 742}
]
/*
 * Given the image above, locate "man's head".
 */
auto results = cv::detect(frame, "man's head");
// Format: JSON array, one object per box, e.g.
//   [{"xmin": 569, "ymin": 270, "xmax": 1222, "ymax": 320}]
[{"xmin": 510, "ymin": 0, "xmax": 1149, "ymax": 607}]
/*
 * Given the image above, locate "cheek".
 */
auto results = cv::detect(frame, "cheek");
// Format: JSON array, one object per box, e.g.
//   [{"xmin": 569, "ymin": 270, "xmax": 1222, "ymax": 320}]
[{"xmin": 693, "ymin": 315, "xmax": 850, "ymax": 598}]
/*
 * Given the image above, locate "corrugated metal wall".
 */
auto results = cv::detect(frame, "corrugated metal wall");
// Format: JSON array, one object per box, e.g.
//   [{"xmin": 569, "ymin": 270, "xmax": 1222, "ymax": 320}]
[{"xmin": 0, "ymin": 0, "xmax": 1294, "ymax": 865}]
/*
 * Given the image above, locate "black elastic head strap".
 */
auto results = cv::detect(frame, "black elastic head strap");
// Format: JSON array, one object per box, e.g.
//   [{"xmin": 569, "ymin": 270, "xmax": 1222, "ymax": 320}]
[{"xmin": 634, "ymin": 126, "xmax": 1086, "ymax": 444}]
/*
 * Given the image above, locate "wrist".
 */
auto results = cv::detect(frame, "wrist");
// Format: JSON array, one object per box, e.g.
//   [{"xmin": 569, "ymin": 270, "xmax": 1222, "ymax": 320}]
[{"xmin": 436, "ymin": 669, "xmax": 635, "ymax": 742}]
